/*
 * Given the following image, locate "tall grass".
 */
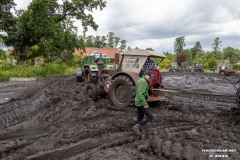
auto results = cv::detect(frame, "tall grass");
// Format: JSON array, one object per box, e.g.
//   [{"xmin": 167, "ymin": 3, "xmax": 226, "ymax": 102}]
[{"xmin": 0, "ymin": 61, "xmax": 77, "ymax": 81}]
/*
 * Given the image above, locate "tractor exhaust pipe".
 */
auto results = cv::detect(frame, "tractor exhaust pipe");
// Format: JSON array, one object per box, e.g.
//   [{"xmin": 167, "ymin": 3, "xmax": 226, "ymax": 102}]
[{"xmin": 97, "ymin": 53, "xmax": 104, "ymax": 85}]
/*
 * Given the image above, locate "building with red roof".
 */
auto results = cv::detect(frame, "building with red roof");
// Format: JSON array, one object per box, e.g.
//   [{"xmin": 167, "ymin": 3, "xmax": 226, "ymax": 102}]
[{"xmin": 74, "ymin": 47, "xmax": 119, "ymax": 62}]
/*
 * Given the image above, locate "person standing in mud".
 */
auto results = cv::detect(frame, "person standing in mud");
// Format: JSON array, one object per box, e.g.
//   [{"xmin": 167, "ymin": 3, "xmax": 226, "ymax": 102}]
[{"xmin": 132, "ymin": 70, "xmax": 154, "ymax": 136}]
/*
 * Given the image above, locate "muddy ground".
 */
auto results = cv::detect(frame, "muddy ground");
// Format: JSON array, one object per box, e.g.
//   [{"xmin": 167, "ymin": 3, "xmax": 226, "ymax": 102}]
[{"xmin": 0, "ymin": 72, "xmax": 239, "ymax": 160}]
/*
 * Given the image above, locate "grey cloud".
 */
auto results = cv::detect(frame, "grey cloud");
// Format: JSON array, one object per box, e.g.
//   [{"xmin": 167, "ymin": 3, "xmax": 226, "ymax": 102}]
[
  {"xmin": 101, "ymin": 0, "xmax": 240, "ymax": 52},
  {"xmin": 15, "ymin": 0, "xmax": 240, "ymax": 52}
]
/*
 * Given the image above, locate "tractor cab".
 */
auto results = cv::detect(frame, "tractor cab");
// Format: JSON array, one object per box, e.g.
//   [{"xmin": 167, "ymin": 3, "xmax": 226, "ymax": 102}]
[{"xmin": 117, "ymin": 49, "xmax": 166, "ymax": 102}]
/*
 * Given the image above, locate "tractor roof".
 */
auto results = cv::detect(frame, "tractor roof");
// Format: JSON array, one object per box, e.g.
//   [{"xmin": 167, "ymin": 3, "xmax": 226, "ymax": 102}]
[{"xmin": 121, "ymin": 49, "xmax": 166, "ymax": 58}]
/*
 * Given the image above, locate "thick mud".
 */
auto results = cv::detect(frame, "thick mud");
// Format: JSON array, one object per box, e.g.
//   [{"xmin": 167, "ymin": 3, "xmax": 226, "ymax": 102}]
[{"xmin": 0, "ymin": 73, "xmax": 239, "ymax": 160}]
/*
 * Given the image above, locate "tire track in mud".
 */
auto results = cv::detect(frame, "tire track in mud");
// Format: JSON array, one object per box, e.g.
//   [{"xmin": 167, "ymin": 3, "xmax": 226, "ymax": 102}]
[
  {"xmin": 27, "ymin": 132, "xmax": 135, "ymax": 160},
  {"xmin": 24, "ymin": 97, "xmax": 136, "ymax": 160},
  {"xmin": 163, "ymin": 89, "xmax": 237, "ymax": 112},
  {"xmin": 147, "ymin": 107, "xmax": 240, "ymax": 160},
  {"xmin": 0, "ymin": 89, "xmax": 51, "ymax": 128}
]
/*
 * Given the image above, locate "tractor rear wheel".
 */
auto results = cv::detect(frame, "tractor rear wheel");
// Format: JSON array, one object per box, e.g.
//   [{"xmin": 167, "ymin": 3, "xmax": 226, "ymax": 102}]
[
  {"xmin": 85, "ymin": 83, "xmax": 98, "ymax": 102},
  {"xmin": 109, "ymin": 75, "xmax": 135, "ymax": 108}
]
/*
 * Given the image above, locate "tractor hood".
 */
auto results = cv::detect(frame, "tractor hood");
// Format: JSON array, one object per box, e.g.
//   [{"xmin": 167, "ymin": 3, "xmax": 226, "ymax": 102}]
[{"xmin": 121, "ymin": 49, "xmax": 166, "ymax": 58}]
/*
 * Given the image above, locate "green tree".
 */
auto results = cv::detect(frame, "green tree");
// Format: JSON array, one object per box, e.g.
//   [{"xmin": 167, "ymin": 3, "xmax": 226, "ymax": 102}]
[
  {"xmin": 160, "ymin": 58, "xmax": 170, "ymax": 69},
  {"xmin": 93, "ymin": 36, "xmax": 102, "ymax": 48},
  {"xmin": 206, "ymin": 57, "xmax": 217, "ymax": 70},
  {"xmin": 0, "ymin": 0, "xmax": 20, "ymax": 62},
  {"xmin": 127, "ymin": 46, "xmax": 131, "ymax": 50},
  {"xmin": 107, "ymin": 32, "xmax": 115, "ymax": 48},
  {"xmin": 0, "ymin": 0, "xmax": 106, "ymax": 64},
  {"xmin": 114, "ymin": 37, "xmax": 120, "ymax": 48},
  {"xmin": 146, "ymin": 48, "xmax": 154, "ymax": 51},
  {"xmin": 174, "ymin": 36, "xmax": 186, "ymax": 53},
  {"xmin": 193, "ymin": 41, "xmax": 202, "ymax": 52},
  {"xmin": 85, "ymin": 35, "xmax": 95, "ymax": 47},
  {"xmin": 212, "ymin": 37, "xmax": 222, "ymax": 53},
  {"xmin": 100, "ymin": 36, "xmax": 107, "ymax": 48},
  {"xmin": 0, "ymin": 49, "xmax": 6, "ymax": 60},
  {"xmin": 211, "ymin": 37, "xmax": 223, "ymax": 59},
  {"xmin": 119, "ymin": 40, "xmax": 127, "ymax": 51},
  {"xmin": 223, "ymin": 47, "xmax": 240, "ymax": 64},
  {"xmin": 176, "ymin": 51, "xmax": 187, "ymax": 66},
  {"xmin": 192, "ymin": 41, "xmax": 202, "ymax": 59},
  {"xmin": 163, "ymin": 52, "xmax": 174, "ymax": 61}
]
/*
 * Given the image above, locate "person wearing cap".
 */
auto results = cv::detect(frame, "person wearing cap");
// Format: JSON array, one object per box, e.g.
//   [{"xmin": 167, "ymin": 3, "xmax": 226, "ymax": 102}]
[
  {"xmin": 142, "ymin": 58, "xmax": 158, "ymax": 75},
  {"xmin": 132, "ymin": 70, "xmax": 154, "ymax": 136}
]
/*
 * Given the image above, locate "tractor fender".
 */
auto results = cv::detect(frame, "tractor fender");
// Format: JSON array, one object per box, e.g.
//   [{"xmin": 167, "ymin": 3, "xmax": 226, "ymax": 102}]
[{"xmin": 111, "ymin": 72, "xmax": 140, "ymax": 85}]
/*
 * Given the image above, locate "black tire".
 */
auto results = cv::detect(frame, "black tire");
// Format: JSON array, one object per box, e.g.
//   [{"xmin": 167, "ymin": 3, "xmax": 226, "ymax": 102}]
[
  {"xmin": 109, "ymin": 75, "xmax": 135, "ymax": 108},
  {"xmin": 77, "ymin": 76, "xmax": 83, "ymax": 82},
  {"xmin": 99, "ymin": 86, "xmax": 107, "ymax": 98},
  {"xmin": 85, "ymin": 83, "xmax": 98, "ymax": 102}
]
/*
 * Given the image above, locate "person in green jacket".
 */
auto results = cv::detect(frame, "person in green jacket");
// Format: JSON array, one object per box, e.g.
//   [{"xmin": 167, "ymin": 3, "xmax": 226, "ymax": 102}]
[{"xmin": 132, "ymin": 70, "xmax": 155, "ymax": 136}]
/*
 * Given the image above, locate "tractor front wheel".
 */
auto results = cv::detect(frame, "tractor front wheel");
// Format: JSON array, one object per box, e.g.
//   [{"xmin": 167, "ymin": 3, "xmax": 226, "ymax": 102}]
[
  {"xmin": 85, "ymin": 83, "xmax": 98, "ymax": 102},
  {"xmin": 109, "ymin": 75, "xmax": 135, "ymax": 108}
]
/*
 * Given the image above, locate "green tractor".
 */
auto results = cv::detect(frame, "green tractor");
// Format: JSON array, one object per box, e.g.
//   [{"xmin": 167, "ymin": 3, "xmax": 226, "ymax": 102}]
[
  {"xmin": 169, "ymin": 62, "xmax": 178, "ymax": 72},
  {"xmin": 193, "ymin": 63, "xmax": 204, "ymax": 72},
  {"xmin": 181, "ymin": 62, "xmax": 191, "ymax": 72},
  {"xmin": 76, "ymin": 54, "xmax": 115, "ymax": 83},
  {"xmin": 85, "ymin": 49, "xmax": 166, "ymax": 108},
  {"xmin": 169, "ymin": 62, "xmax": 190, "ymax": 72}
]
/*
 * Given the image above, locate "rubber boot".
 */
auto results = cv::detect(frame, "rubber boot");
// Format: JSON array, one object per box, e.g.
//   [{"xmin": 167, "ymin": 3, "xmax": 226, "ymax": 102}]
[{"xmin": 132, "ymin": 124, "xmax": 142, "ymax": 136}]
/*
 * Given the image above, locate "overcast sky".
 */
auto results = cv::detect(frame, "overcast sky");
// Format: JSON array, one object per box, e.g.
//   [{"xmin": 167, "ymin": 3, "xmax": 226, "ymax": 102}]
[{"xmin": 15, "ymin": 0, "xmax": 240, "ymax": 53}]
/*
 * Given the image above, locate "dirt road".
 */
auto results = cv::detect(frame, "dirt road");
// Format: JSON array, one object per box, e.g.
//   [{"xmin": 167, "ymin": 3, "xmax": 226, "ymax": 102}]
[{"xmin": 0, "ymin": 73, "xmax": 239, "ymax": 160}]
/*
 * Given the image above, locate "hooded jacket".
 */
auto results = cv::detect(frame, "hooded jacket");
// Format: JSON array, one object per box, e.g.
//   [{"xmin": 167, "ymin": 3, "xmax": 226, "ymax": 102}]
[{"xmin": 134, "ymin": 76, "xmax": 149, "ymax": 107}]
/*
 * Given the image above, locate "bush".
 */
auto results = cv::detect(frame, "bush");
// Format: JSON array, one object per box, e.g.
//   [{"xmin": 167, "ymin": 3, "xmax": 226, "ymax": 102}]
[
  {"xmin": 32, "ymin": 63, "xmax": 67, "ymax": 77},
  {"xmin": 205, "ymin": 57, "xmax": 217, "ymax": 70},
  {"xmin": 0, "ymin": 61, "xmax": 76, "ymax": 81},
  {"xmin": 232, "ymin": 64, "xmax": 240, "ymax": 70},
  {"xmin": 0, "ymin": 72, "xmax": 10, "ymax": 81},
  {"xmin": 0, "ymin": 61, "xmax": 15, "ymax": 71}
]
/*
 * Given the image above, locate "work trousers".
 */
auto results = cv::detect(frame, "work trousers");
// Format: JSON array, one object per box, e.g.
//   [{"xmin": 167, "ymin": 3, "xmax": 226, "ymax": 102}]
[{"xmin": 137, "ymin": 107, "xmax": 153, "ymax": 126}]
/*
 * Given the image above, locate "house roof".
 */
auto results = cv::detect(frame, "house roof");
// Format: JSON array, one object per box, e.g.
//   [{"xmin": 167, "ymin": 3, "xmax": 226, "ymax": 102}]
[
  {"xmin": 74, "ymin": 47, "xmax": 119, "ymax": 59},
  {"xmin": 5, "ymin": 48, "xmax": 13, "ymax": 56}
]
